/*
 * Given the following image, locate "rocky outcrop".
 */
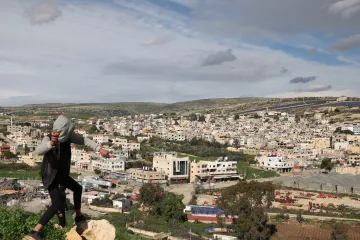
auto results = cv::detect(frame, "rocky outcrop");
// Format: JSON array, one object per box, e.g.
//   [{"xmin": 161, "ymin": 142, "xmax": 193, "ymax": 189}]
[{"xmin": 66, "ymin": 220, "xmax": 116, "ymax": 240}]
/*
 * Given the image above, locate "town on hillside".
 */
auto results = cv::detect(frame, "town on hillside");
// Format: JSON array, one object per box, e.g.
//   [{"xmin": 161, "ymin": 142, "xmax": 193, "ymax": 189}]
[{"xmin": 1, "ymin": 98, "xmax": 360, "ymax": 239}]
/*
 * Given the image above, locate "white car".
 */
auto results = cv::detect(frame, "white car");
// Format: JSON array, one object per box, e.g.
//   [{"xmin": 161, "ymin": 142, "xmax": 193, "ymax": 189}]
[
  {"xmin": 7, "ymin": 199, "xmax": 19, "ymax": 207},
  {"xmin": 39, "ymin": 189, "xmax": 49, "ymax": 195}
]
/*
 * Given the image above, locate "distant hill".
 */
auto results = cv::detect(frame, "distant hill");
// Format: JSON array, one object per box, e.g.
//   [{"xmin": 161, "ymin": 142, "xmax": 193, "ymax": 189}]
[{"xmin": 0, "ymin": 96, "xmax": 344, "ymax": 117}]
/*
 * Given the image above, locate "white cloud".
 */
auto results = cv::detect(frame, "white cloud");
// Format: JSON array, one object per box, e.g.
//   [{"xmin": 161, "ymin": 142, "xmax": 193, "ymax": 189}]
[
  {"xmin": 0, "ymin": 0, "xmax": 360, "ymax": 106},
  {"xmin": 329, "ymin": 0, "xmax": 360, "ymax": 18},
  {"xmin": 141, "ymin": 35, "xmax": 176, "ymax": 46},
  {"xmin": 201, "ymin": 49, "xmax": 237, "ymax": 67},
  {"xmin": 293, "ymin": 85, "xmax": 332, "ymax": 93},
  {"xmin": 337, "ymin": 56, "xmax": 360, "ymax": 65},
  {"xmin": 191, "ymin": 0, "xmax": 360, "ymax": 39},
  {"xmin": 24, "ymin": 0, "xmax": 61, "ymax": 25},
  {"xmin": 333, "ymin": 34, "xmax": 360, "ymax": 51},
  {"xmin": 169, "ymin": 0, "xmax": 196, "ymax": 8}
]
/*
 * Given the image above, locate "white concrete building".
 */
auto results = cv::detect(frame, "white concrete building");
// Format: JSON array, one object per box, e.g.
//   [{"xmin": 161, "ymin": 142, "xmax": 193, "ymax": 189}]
[
  {"xmin": 261, "ymin": 156, "xmax": 294, "ymax": 173},
  {"xmin": 113, "ymin": 198, "xmax": 132, "ymax": 211},
  {"xmin": 113, "ymin": 137, "xmax": 127, "ymax": 145},
  {"xmin": 92, "ymin": 134, "xmax": 109, "ymax": 144},
  {"xmin": 167, "ymin": 132, "xmax": 186, "ymax": 141},
  {"xmin": 121, "ymin": 142, "xmax": 140, "ymax": 151},
  {"xmin": 334, "ymin": 142, "xmax": 349, "ymax": 150},
  {"xmin": 96, "ymin": 157, "xmax": 126, "ymax": 173},
  {"xmin": 7, "ymin": 125, "xmax": 32, "ymax": 134},
  {"xmin": 337, "ymin": 96, "xmax": 347, "ymax": 102},
  {"xmin": 190, "ymin": 158, "xmax": 239, "ymax": 183},
  {"xmin": 353, "ymin": 125, "xmax": 360, "ymax": 135}
]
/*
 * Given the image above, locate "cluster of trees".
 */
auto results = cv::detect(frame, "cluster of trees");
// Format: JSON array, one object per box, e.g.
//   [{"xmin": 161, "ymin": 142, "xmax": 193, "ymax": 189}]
[
  {"xmin": 92, "ymin": 193, "xmax": 126, "ymax": 208},
  {"xmin": 188, "ymin": 114, "xmax": 205, "ymax": 122},
  {"xmin": 1, "ymin": 152, "xmax": 17, "ymax": 159},
  {"xmin": 334, "ymin": 127, "xmax": 353, "ymax": 135},
  {"xmin": 125, "ymin": 160, "xmax": 152, "ymax": 169},
  {"xmin": 139, "ymin": 183, "xmax": 186, "ymax": 222},
  {"xmin": 148, "ymin": 137, "xmax": 254, "ymax": 162},
  {"xmin": 216, "ymin": 181, "xmax": 275, "ymax": 239},
  {"xmin": 0, "ymin": 163, "xmax": 39, "ymax": 171},
  {"xmin": 320, "ymin": 158, "xmax": 335, "ymax": 172}
]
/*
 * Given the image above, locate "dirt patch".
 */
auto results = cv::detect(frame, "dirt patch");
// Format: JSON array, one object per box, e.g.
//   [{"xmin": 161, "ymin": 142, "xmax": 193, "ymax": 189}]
[{"xmin": 273, "ymin": 221, "xmax": 360, "ymax": 240}]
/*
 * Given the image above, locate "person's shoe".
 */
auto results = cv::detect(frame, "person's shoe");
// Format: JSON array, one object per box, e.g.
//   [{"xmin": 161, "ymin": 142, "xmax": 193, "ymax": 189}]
[
  {"xmin": 74, "ymin": 215, "xmax": 88, "ymax": 235},
  {"xmin": 74, "ymin": 214, "xmax": 86, "ymax": 225},
  {"xmin": 23, "ymin": 230, "xmax": 42, "ymax": 240}
]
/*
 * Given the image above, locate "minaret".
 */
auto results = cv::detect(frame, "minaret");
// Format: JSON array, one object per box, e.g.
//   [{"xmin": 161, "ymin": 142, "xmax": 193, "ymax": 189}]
[{"xmin": 10, "ymin": 117, "xmax": 13, "ymax": 126}]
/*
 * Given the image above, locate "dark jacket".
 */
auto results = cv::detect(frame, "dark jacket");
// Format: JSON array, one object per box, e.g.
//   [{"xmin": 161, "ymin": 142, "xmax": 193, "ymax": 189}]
[
  {"xmin": 40, "ymin": 134, "xmax": 72, "ymax": 188},
  {"xmin": 35, "ymin": 115, "xmax": 101, "ymax": 188}
]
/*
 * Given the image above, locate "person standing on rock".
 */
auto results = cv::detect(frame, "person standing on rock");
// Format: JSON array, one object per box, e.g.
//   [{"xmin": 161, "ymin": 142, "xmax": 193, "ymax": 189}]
[{"xmin": 24, "ymin": 115, "xmax": 109, "ymax": 240}]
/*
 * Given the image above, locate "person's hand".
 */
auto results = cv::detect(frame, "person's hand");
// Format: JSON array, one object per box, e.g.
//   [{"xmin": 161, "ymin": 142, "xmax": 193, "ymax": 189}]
[
  {"xmin": 100, "ymin": 147, "xmax": 109, "ymax": 158},
  {"xmin": 51, "ymin": 131, "xmax": 59, "ymax": 146}
]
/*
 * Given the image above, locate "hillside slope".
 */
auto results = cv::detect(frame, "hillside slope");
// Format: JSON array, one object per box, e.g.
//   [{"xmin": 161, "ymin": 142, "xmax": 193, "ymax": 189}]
[{"xmin": 0, "ymin": 97, "xmax": 340, "ymax": 117}]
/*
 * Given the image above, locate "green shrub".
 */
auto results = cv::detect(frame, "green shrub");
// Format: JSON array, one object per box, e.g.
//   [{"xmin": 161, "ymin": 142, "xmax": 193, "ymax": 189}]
[
  {"xmin": 0, "ymin": 207, "xmax": 65, "ymax": 240},
  {"xmin": 275, "ymin": 213, "xmax": 289, "ymax": 221}
]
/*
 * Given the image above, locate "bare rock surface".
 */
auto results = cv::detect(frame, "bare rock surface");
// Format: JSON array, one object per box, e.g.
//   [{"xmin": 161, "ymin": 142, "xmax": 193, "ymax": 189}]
[{"xmin": 66, "ymin": 220, "xmax": 116, "ymax": 240}]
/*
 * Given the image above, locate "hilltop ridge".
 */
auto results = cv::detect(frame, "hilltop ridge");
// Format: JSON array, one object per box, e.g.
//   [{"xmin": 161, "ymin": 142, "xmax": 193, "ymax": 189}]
[{"xmin": 1, "ymin": 96, "xmax": 356, "ymax": 117}]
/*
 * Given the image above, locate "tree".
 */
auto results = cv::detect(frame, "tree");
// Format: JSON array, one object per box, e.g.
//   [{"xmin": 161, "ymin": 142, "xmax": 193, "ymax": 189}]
[
  {"xmin": 234, "ymin": 114, "xmax": 240, "ymax": 120},
  {"xmin": 216, "ymin": 181, "xmax": 275, "ymax": 240},
  {"xmin": 296, "ymin": 211, "xmax": 304, "ymax": 223},
  {"xmin": 94, "ymin": 169, "xmax": 101, "ymax": 175},
  {"xmin": 331, "ymin": 222, "xmax": 349, "ymax": 240},
  {"xmin": 188, "ymin": 194, "xmax": 197, "ymax": 205},
  {"xmin": 334, "ymin": 127, "xmax": 353, "ymax": 135},
  {"xmin": 139, "ymin": 183, "xmax": 165, "ymax": 211},
  {"xmin": 189, "ymin": 114, "xmax": 197, "ymax": 121},
  {"xmin": 320, "ymin": 158, "xmax": 334, "ymax": 172},
  {"xmin": 92, "ymin": 196, "xmax": 113, "ymax": 208},
  {"xmin": 233, "ymin": 139, "xmax": 240, "ymax": 148},
  {"xmin": 2, "ymin": 151, "xmax": 17, "ymax": 159},
  {"xmin": 153, "ymin": 192, "xmax": 186, "ymax": 222},
  {"xmin": 130, "ymin": 149, "xmax": 139, "ymax": 160},
  {"xmin": 89, "ymin": 125, "xmax": 98, "ymax": 133},
  {"xmin": 24, "ymin": 144, "xmax": 30, "ymax": 155},
  {"xmin": 198, "ymin": 115, "xmax": 206, "ymax": 122}
]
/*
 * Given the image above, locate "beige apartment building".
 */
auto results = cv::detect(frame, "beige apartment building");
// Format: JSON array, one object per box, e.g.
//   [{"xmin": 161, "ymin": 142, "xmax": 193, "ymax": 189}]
[
  {"xmin": 347, "ymin": 135, "xmax": 360, "ymax": 142},
  {"xmin": 19, "ymin": 153, "xmax": 43, "ymax": 166},
  {"xmin": 347, "ymin": 155, "xmax": 360, "ymax": 165},
  {"xmin": 190, "ymin": 158, "xmax": 239, "ymax": 183},
  {"xmin": 128, "ymin": 168, "xmax": 166, "ymax": 183},
  {"xmin": 153, "ymin": 152, "xmax": 190, "ymax": 183},
  {"xmin": 313, "ymin": 138, "xmax": 330, "ymax": 150},
  {"xmin": 347, "ymin": 145, "xmax": 360, "ymax": 154},
  {"xmin": 336, "ymin": 166, "xmax": 360, "ymax": 175}
]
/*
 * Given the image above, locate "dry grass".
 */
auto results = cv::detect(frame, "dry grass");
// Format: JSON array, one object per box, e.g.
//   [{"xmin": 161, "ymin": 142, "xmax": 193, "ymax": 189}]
[{"xmin": 273, "ymin": 221, "xmax": 360, "ymax": 240}]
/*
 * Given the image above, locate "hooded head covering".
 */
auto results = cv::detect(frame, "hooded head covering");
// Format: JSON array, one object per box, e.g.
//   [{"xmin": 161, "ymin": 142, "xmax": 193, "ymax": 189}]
[{"xmin": 53, "ymin": 115, "xmax": 75, "ymax": 143}]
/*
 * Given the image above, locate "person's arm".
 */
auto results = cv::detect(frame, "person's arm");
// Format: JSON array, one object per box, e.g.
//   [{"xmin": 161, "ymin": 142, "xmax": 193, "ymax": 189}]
[
  {"xmin": 34, "ymin": 136, "xmax": 53, "ymax": 155},
  {"xmin": 70, "ymin": 132, "xmax": 101, "ymax": 152}
]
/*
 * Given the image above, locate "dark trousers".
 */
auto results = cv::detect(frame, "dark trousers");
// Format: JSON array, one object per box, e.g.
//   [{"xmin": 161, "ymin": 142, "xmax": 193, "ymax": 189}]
[{"xmin": 38, "ymin": 174, "xmax": 82, "ymax": 227}]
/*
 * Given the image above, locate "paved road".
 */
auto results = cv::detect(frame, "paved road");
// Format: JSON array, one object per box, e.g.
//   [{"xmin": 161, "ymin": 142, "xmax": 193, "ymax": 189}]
[
  {"xmin": 267, "ymin": 212, "xmax": 360, "ymax": 222},
  {"xmin": 21, "ymin": 193, "xmax": 102, "ymax": 218}
]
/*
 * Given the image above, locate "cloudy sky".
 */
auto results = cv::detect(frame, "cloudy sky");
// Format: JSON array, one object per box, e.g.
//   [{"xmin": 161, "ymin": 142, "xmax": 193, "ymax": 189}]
[{"xmin": 1, "ymin": 0, "xmax": 360, "ymax": 106}]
